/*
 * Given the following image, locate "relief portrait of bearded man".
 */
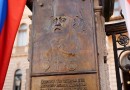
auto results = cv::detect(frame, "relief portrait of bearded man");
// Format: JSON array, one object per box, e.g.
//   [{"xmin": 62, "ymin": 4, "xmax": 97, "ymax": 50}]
[{"xmin": 33, "ymin": 0, "xmax": 96, "ymax": 73}]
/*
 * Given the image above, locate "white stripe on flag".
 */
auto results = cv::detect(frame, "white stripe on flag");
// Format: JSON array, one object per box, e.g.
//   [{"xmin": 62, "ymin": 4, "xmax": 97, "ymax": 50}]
[{"xmin": 119, "ymin": 0, "xmax": 130, "ymax": 37}]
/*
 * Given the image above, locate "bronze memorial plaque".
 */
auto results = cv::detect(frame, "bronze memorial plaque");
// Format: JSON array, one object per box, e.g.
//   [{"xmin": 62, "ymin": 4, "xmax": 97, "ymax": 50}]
[
  {"xmin": 32, "ymin": 0, "xmax": 97, "ymax": 73},
  {"xmin": 31, "ymin": 0, "xmax": 99, "ymax": 90},
  {"xmin": 32, "ymin": 74, "xmax": 98, "ymax": 90}
]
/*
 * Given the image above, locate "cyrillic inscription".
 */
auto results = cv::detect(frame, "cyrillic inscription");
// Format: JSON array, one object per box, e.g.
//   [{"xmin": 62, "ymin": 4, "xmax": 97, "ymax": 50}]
[
  {"xmin": 40, "ymin": 78, "xmax": 87, "ymax": 90},
  {"xmin": 32, "ymin": 74, "xmax": 98, "ymax": 90}
]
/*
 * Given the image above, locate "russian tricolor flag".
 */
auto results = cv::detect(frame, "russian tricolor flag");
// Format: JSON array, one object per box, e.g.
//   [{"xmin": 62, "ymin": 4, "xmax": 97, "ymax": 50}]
[
  {"xmin": 0, "ymin": 0, "xmax": 26, "ymax": 89},
  {"xmin": 119, "ymin": 0, "xmax": 130, "ymax": 36}
]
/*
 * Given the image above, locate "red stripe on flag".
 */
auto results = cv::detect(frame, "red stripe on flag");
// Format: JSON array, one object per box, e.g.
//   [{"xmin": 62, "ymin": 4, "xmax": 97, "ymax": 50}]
[
  {"xmin": 0, "ymin": 0, "xmax": 26, "ymax": 90},
  {"xmin": 128, "ymin": 0, "xmax": 130, "ymax": 4}
]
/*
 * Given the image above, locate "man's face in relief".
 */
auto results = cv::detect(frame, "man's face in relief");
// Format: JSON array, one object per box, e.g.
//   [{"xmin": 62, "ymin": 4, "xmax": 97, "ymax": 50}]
[{"xmin": 52, "ymin": 15, "xmax": 74, "ymax": 37}]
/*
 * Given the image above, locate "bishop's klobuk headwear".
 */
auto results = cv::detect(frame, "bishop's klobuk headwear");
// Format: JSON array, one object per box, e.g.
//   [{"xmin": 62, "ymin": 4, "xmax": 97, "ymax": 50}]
[{"xmin": 53, "ymin": 0, "xmax": 80, "ymax": 17}]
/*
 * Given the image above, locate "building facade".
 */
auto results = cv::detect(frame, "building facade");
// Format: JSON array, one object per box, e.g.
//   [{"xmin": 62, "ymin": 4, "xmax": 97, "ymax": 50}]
[
  {"xmin": 3, "ymin": 6, "xmax": 32, "ymax": 90},
  {"xmin": 106, "ymin": 0, "xmax": 130, "ymax": 90}
]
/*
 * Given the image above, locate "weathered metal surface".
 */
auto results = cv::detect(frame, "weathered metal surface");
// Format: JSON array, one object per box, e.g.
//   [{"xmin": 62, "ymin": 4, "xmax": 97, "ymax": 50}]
[
  {"xmin": 32, "ymin": 0, "xmax": 97, "ymax": 74},
  {"xmin": 26, "ymin": 0, "xmax": 115, "ymax": 21},
  {"xmin": 31, "ymin": 0, "xmax": 99, "ymax": 90},
  {"xmin": 32, "ymin": 74, "xmax": 98, "ymax": 90}
]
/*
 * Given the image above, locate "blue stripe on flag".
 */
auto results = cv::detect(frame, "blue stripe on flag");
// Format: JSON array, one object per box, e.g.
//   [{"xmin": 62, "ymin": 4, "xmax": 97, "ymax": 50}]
[{"xmin": 0, "ymin": 0, "xmax": 7, "ymax": 33}]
